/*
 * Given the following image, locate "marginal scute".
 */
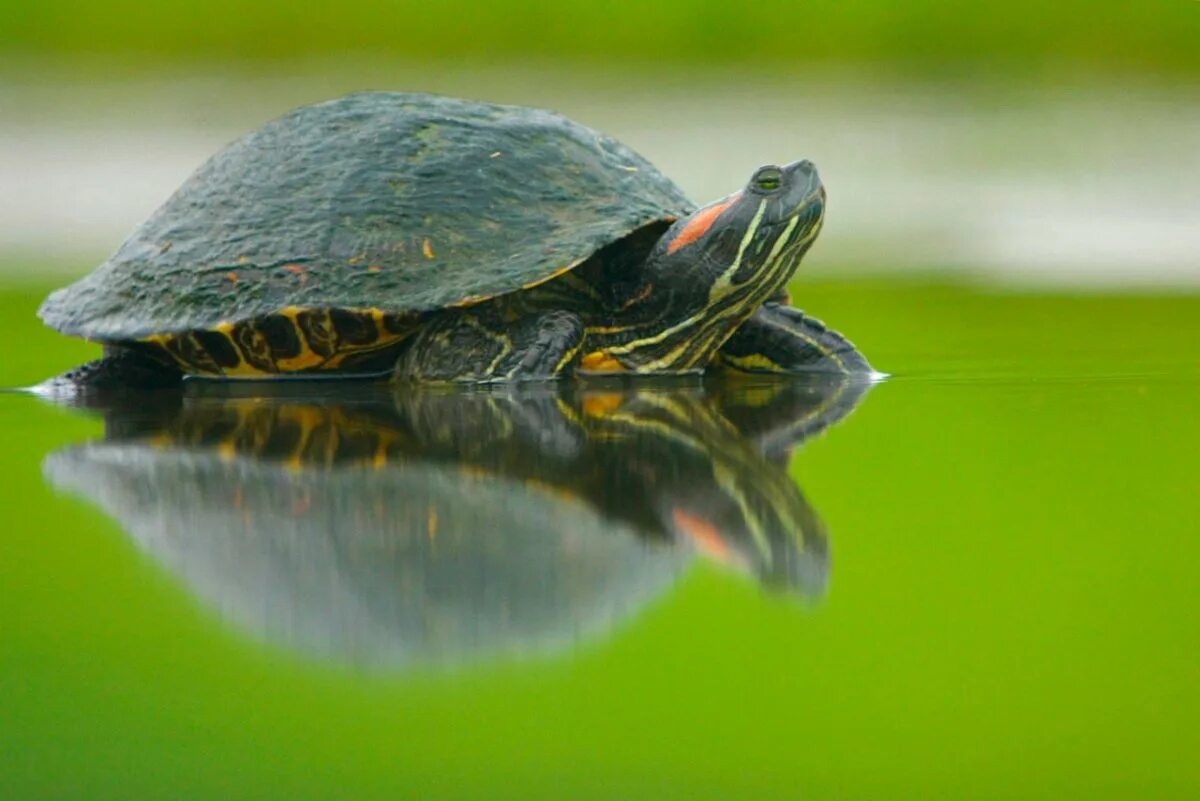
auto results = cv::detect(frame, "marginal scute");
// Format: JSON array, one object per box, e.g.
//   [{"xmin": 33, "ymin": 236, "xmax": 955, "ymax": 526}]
[
  {"xmin": 257, "ymin": 314, "xmax": 303, "ymax": 359},
  {"xmin": 295, "ymin": 310, "xmax": 337, "ymax": 358},
  {"xmin": 232, "ymin": 322, "xmax": 276, "ymax": 373},
  {"xmin": 166, "ymin": 333, "xmax": 220, "ymax": 374},
  {"xmin": 329, "ymin": 308, "xmax": 377, "ymax": 346},
  {"xmin": 192, "ymin": 329, "xmax": 242, "ymax": 369},
  {"xmin": 38, "ymin": 92, "xmax": 694, "ymax": 347}
]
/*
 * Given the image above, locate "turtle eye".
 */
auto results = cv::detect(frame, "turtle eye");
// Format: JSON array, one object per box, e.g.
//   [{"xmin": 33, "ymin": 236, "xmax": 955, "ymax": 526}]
[{"xmin": 753, "ymin": 168, "xmax": 783, "ymax": 192}]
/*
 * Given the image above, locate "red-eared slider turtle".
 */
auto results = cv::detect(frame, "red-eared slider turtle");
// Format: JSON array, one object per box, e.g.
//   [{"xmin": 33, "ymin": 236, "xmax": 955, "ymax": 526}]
[{"xmin": 40, "ymin": 92, "xmax": 871, "ymax": 387}]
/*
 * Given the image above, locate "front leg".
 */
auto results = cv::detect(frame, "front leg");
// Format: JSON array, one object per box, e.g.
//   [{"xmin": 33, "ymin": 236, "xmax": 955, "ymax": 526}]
[
  {"xmin": 397, "ymin": 307, "xmax": 584, "ymax": 383},
  {"xmin": 716, "ymin": 304, "xmax": 874, "ymax": 375}
]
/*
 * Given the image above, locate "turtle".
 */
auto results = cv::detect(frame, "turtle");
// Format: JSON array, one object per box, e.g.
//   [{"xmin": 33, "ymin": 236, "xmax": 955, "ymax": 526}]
[
  {"xmin": 39, "ymin": 91, "xmax": 873, "ymax": 388},
  {"xmin": 44, "ymin": 376, "xmax": 867, "ymax": 668}
]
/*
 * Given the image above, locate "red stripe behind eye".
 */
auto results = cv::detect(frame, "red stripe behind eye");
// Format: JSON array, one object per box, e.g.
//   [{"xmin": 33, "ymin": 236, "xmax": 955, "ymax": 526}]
[{"xmin": 666, "ymin": 194, "xmax": 740, "ymax": 255}]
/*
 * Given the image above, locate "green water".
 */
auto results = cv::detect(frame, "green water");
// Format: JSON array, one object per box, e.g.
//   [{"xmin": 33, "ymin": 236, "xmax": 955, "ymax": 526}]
[{"xmin": 2, "ymin": 278, "xmax": 1197, "ymax": 799}]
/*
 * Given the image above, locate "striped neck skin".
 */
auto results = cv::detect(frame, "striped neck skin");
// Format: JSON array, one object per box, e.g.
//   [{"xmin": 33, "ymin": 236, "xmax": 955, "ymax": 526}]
[{"xmin": 592, "ymin": 163, "xmax": 825, "ymax": 374}]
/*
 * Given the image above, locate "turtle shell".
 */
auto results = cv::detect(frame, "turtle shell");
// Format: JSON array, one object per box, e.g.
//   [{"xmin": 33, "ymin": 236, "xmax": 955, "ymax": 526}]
[{"xmin": 39, "ymin": 92, "xmax": 694, "ymax": 341}]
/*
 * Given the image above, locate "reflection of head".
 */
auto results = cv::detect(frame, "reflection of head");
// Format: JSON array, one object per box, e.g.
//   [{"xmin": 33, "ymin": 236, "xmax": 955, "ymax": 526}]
[{"xmin": 660, "ymin": 431, "xmax": 830, "ymax": 598}]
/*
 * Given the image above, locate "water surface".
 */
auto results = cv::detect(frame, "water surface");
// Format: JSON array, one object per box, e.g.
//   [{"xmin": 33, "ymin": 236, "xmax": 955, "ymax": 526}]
[{"xmin": 1, "ymin": 279, "xmax": 1197, "ymax": 799}]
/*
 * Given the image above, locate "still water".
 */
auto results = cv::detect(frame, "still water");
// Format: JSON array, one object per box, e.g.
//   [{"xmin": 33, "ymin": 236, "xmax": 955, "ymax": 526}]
[{"xmin": 2, "ymin": 280, "xmax": 1197, "ymax": 799}]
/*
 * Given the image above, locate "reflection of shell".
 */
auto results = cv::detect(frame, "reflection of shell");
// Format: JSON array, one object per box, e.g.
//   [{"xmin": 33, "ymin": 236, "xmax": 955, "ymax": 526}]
[
  {"xmin": 41, "ymin": 375, "xmax": 872, "ymax": 672},
  {"xmin": 45, "ymin": 446, "xmax": 685, "ymax": 670}
]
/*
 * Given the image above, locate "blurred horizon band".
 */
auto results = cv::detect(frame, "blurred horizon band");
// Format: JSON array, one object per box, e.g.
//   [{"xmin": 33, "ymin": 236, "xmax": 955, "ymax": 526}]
[{"xmin": 2, "ymin": 0, "xmax": 1199, "ymax": 79}]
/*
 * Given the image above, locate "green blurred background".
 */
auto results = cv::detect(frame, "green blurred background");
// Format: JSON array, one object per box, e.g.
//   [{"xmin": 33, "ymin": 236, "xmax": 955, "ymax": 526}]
[{"xmin": 3, "ymin": 0, "xmax": 1199, "ymax": 76}]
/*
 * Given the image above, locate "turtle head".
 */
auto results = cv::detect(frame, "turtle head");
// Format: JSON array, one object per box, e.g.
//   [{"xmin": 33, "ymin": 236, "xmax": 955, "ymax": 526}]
[
  {"xmin": 678, "ymin": 159, "xmax": 823, "ymax": 277},
  {"xmin": 744, "ymin": 159, "xmax": 826, "ymax": 228},
  {"xmin": 652, "ymin": 159, "xmax": 823, "ymax": 277},
  {"xmin": 607, "ymin": 161, "xmax": 825, "ymax": 373}
]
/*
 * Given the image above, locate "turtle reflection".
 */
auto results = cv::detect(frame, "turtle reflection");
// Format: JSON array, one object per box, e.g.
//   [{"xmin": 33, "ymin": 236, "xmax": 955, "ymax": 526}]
[{"xmin": 44, "ymin": 376, "xmax": 869, "ymax": 669}]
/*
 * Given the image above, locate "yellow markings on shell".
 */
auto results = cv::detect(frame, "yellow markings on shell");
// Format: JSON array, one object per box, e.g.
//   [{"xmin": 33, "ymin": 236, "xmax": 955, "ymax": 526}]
[
  {"xmin": 517, "ymin": 254, "xmax": 599, "ymax": 294},
  {"xmin": 137, "ymin": 331, "xmax": 215, "ymax": 374},
  {"xmin": 207, "ymin": 321, "xmax": 272, "ymax": 377},
  {"xmin": 450, "ymin": 294, "xmax": 494, "ymax": 309},
  {"xmin": 137, "ymin": 306, "xmax": 415, "ymax": 378},
  {"xmin": 273, "ymin": 306, "xmax": 326, "ymax": 372}
]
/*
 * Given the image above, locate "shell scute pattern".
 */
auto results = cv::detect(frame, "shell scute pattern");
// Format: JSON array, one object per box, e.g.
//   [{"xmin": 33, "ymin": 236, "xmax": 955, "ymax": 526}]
[{"xmin": 144, "ymin": 308, "xmax": 418, "ymax": 377}]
